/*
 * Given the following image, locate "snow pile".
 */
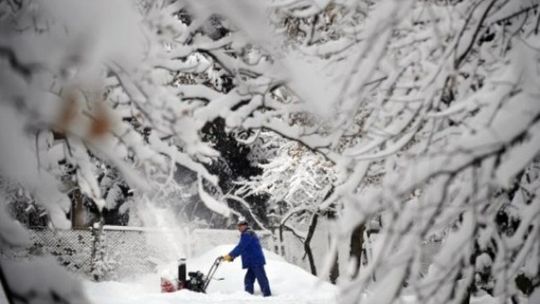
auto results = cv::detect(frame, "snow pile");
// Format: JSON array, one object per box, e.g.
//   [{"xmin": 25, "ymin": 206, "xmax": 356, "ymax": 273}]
[
  {"xmin": 2, "ymin": 256, "xmax": 90, "ymax": 303},
  {"xmin": 83, "ymin": 245, "xmax": 338, "ymax": 304}
]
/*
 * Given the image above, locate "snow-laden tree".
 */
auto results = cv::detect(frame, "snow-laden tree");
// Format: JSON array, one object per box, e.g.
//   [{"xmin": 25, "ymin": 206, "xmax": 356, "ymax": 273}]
[
  {"xmin": 261, "ymin": 1, "xmax": 540, "ymax": 303},
  {"xmin": 1, "ymin": 0, "xmax": 540, "ymax": 303},
  {"xmin": 236, "ymin": 132, "xmax": 334, "ymax": 224},
  {"xmin": 230, "ymin": 0, "xmax": 540, "ymax": 302},
  {"xmin": 0, "ymin": 0, "xmax": 290, "ymax": 302},
  {"xmin": 234, "ymin": 130, "xmax": 335, "ymax": 275}
]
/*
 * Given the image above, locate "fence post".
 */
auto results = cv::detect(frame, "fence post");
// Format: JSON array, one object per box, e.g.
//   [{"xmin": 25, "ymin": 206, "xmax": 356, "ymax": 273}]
[{"xmin": 90, "ymin": 219, "xmax": 105, "ymax": 281}]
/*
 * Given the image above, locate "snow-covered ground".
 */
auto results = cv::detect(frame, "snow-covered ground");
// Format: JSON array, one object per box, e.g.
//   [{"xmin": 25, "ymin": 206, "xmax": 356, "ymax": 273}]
[
  {"xmin": 81, "ymin": 244, "xmax": 526, "ymax": 304},
  {"xmin": 2, "ymin": 244, "xmax": 521, "ymax": 304},
  {"xmin": 83, "ymin": 245, "xmax": 338, "ymax": 304}
]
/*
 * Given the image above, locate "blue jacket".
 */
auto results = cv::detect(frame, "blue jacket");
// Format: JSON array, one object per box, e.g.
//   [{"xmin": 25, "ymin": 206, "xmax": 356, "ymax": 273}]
[{"xmin": 229, "ymin": 228, "xmax": 266, "ymax": 269}]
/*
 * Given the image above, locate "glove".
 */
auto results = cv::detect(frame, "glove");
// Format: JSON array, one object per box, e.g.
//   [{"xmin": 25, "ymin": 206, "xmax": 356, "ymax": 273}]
[{"xmin": 222, "ymin": 254, "xmax": 233, "ymax": 262}]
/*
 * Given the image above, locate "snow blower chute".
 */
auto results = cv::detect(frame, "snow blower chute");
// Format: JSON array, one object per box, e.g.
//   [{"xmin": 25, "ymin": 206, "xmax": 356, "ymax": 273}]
[{"xmin": 161, "ymin": 257, "xmax": 223, "ymax": 293}]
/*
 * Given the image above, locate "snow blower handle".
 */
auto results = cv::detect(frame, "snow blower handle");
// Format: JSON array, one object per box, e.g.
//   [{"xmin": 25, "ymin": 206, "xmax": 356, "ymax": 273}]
[{"xmin": 202, "ymin": 257, "xmax": 223, "ymax": 292}]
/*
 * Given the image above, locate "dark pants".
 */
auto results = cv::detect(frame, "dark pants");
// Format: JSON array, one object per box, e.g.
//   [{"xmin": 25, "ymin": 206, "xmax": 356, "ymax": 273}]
[{"xmin": 244, "ymin": 265, "xmax": 271, "ymax": 297}]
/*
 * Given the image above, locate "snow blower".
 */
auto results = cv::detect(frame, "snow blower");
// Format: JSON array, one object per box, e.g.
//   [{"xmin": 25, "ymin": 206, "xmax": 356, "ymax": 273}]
[{"xmin": 161, "ymin": 257, "xmax": 223, "ymax": 293}]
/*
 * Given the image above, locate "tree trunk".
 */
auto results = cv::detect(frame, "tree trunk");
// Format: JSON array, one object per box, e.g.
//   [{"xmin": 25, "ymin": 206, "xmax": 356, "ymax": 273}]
[
  {"xmin": 278, "ymin": 225, "xmax": 286, "ymax": 257},
  {"xmin": 460, "ymin": 282, "xmax": 472, "ymax": 304},
  {"xmin": 458, "ymin": 253, "xmax": 475, "ymax": 304},
  {"xmin": 71, "ymin": 189, "xmax": 86, "ymax": 228},
  {"xmin": 329, "ymin": 249, "xmax": 340, "ymax": 284},
  {"xmin": 326, "ymin": 209, "xmax": 340, "ymax": 284},
  {"xmin": 350, "ymin": 224, "xmax": 365, "ymax": 279},
  {"xmin": 0, "ymin": 265, "xmax": 14, "ymax": 304},
  {"xmin": 304, "ymin": 213, "xmax": 319, "ymax": 276}
]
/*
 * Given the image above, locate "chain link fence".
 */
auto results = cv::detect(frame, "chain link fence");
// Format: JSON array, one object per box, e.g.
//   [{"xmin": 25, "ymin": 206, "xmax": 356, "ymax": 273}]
[
  {"xmin": 3, "ymin": 226, "xmax": 274, "ymax": 280},
  {"xmin": 23, "ymin": 227, "xmax": 165, "ymax": 280}
]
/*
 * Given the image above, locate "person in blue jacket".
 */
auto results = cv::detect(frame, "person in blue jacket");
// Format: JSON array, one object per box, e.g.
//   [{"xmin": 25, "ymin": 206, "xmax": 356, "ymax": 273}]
[{"xmin": 222, "ymin": 220, "xmax": 271, "ymax": 297}]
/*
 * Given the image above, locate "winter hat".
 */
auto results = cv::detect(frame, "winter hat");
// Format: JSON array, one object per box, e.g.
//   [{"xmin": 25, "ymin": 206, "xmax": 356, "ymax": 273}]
[{"xmin": 237, "ymin": 218, "xmax": 248, "ymax": 226}]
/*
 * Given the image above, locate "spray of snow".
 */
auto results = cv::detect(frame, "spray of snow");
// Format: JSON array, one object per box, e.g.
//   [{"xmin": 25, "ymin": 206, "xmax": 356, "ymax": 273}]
[{"xmin": 134, "ymin": 197, "xmax": 190, "ymax": 267}]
